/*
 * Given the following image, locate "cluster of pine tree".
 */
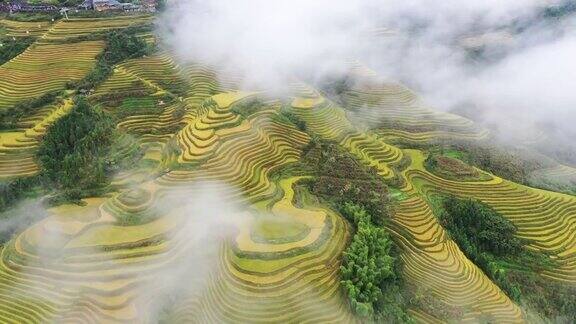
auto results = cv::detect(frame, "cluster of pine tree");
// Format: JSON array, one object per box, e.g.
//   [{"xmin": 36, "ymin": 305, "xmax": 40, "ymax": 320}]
[{"xmin": 340, "ymin": 203, "xmax": 398, "ymax": 318}]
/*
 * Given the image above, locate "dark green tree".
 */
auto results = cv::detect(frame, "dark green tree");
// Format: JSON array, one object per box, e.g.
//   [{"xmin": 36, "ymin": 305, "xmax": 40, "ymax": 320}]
[
  {"xmin": 73, "ymin": 29, "xmax": 151, "ymax": 91},
  {"xmin": 340, "ymin": 203, "xmax": 396, "ymax": 317},
  {"xmin": 438, "ymin": 195, "xmax": 575, "ymax": 320},
  {"xmin": 0, "ymin": 37, "xmax": 34, "ymax": 65},
  {"xmin": 441, "ymin": 196, "xmax": 523, "ymax": 256},
  {"xmin": 37, "ymin": 97, "xmax": 115, "ymax": 199},
  {"xmin": 104, "ymin": 30, "xmax": 150, "ymax": 65}
]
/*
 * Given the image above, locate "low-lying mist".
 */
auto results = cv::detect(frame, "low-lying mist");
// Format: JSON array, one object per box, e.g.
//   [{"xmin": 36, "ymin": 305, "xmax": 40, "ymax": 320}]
[{"xmin": 158, "ymin": 0, "xmax": 576, "ymax": 159}]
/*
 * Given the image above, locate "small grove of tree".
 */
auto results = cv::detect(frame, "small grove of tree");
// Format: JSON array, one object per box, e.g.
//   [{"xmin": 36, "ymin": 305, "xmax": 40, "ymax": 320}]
[
  {"xmin": 441, "ymin": 195, "xmax": 523, "ymax": 257},
  {"xmin": 340, "ymin": 203, "xmax": 395, "ymax": 317},
  {"xmin": 316, "ymin": 75, "xmax": 353, "ymax": 107},
  {"xmin": 3, "ymin": 12, "xmax": 61, "ymax": 22},
  {"xmin": 448, "ymin": 141, "xmax": 547, "ymax": 185},
  {"xmin": 230, "ymin": 98, "xmax": 265, "ymax": 118},
  {"xmin": 0, "ymin": 91, "xmax": 62, "ymax": 130},
  {"xmin": 339, "ymin": 203, "xmax": 412, "ymax": 322},
  {"xmin": 0, "ymin": 176, "xmax": 42, "ymax": 213},
  {"xmin": 37, "ymin": 97, "xmax": 115, "ymax": 201},
  {"xmin": 438, "ymin": 196, "xmax": 530, "ymax": 301},
  {"xmin": 104, "ymin": 30, "xmax": 150, "ymax": 65},
  {"xmin": 296, "ymin": 139, "xmax": 411, "ymax": 320},
  {"xmin": 299, "ymin": 139, "xmax": 390, "ymax": 225},
  {"xmin": 70, "ymin": 29, "xmax": 152, "ymax": 91},
  {"xmin": 0, "ymin": 36, "xmax": 34, "ymax": 65},
  {"xmin": 438, "ymin": 195, "xmax": 575, "ymax": 320},
  {"xmin": 276, "ymin": 107, "xmax": 306, "ymax": 131}
]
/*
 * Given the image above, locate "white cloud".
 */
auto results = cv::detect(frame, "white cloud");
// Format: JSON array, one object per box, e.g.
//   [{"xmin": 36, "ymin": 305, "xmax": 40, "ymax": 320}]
[{"xmin": 158, "ymin": 0, "xmax": 575, "ymax": 143}]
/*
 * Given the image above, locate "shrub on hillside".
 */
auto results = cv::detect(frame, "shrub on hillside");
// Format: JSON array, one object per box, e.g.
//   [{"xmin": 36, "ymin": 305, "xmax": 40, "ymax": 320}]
[
  {"xmin": 70, "ymin": 29, "xmax": 153, "ymax": 92},
  {"xmin": 440, "ymin": 196, "xmax": 523, "ymax": 256},
  {"xmin": 230, "ymin": 98, "xmax": 265, "ymax": 118},
  {"xmin": 300, "ymin": 138, "xmax": 390, "ymax": 225},
  {"xmin": 340, "ymin": 203, "xmax": 410, "ymax": 322},
  {"xmin": 0, "ymin": 176, "xmax": 42, "ymax": 213},
  {"xmin": 0, "ymin": 36, "xmax": 34, "ymax": 65},
  {"xmin": 3, "ymin": 12, "xmax": 60, "ymax": 22},
  {"xmin": 450, "ymin": 141, "xmax": 548, "ymax": 184},
  {"xmin": 104, "ymin": 30, "xmax": 151, "ymax": 65},
  {"xmin": 437, "ymin": 195, "xmax": 575, "ymax": 320},
  {"xmin": 37, "ymin": 97, "xmax": 115, "ymax": 200},
  {"xmin": 339, "ymin": 205, "xmax": 393, "ymax": 313},
  {"xmin": 294, "ymin": 140, "xmax": 410, "ymax": 320},
  {"xmin": 0, "ymin": 91, "xmax": 62, "ymax": 130},
  {"xmin": 275, "ymin": 110, "xmax": 306, "ymax": 131},
  {"xmin": 425, "ymin": 154, "xmax": 481, "ymax": 181}
]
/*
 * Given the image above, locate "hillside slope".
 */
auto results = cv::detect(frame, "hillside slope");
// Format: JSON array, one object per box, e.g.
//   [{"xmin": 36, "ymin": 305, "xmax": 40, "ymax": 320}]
[{"xmin": 0, "ymin": 14, "xmax": 574, "ymax": 323}]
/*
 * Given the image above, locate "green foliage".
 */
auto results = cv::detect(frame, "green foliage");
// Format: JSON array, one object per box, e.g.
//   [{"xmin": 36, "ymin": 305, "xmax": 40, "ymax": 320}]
[
  {"xmin": 231, "ymin": 98, "xmax": 265, "ymax": 118},
  {"xmin": 0, "ymin": 176, "xmax": 42, "ymax": 213},
  {"xmin": 291, "ymin": 141, "xmax": 410, "ymax": 320},
  {"xmin": 315, "ymin": 75, "xmax": 353, "ymax": 106},
  {"xmin": 0, "ymin": 36, "xmax": 34, "ymax": 65},
  {"xmin": 300, "ymin": 138, "xmax": 390, "ymax": 225},
  {"xmin": 437, "ymin": 195, "xmax": 575, "ymax": 320},
  {"xmin": 3, "ymin": 12, "xmax": 60, "ymax": 22},
  {"xmin": 424, "ymin": 153, "xmax": 488, "ymax": 182},
  {"xmin": 104, "ymin": 30, "xmax": 150, "ymax": 65},
  {"xmin": 70, "ymin": 28, "xmax": 152, "ymax": 91},
  {"xmin": 339, "ymin": 203, "xmax": 411, "ymax": 322},
  {"xmin": 448, "ymin": 142, "xmax": 547, "ymax": 185},
  {"xmin": 342, "ymin": 202, "xmax": 371, "ymax": 225},
  {"xmin": 441, "ymin": 196, "xmax": 523, "ymax": 256},
  {"xmin": 37, "ymin": 97, "xmax": 115, "ymax": 200},
  {"xmin": 437, "ymin": 196, "xmax": 522, "ymax": 299},
  {"xmin": 340, "ymin": 203, "xmax": 395, "ymax": 316},
  {"xmin": 275, "ymin": 108, "xmax": 306, "ymax": 131},
  {"xmin": 0, "ymin": 91, "xmax": 62, "ymax": 130}
]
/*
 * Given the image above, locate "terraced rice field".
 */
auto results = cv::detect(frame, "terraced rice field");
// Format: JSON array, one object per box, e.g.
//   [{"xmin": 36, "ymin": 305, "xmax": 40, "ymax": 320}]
[
  {"xmin": 0, "ymin": 19, "xmax": 53, "ymax": 37},
  {"xmin": 343, "ymin": 64, "xmax": 488, "ymax": 144},
  {"xmin": 0, "ymin": 41, "xmax": 103, "ymax": 110},
  {"xmin": 0, "ymin": 15, "xmax": 574, "ymax": 324},
  {"xmin": 404, "ymin": 150, "xmax": 576, "ymax": 284},
  {"xmin": 0, "ymin": 98, "xmax": 73, "ymax": 179},
  {"xmin": 40, "ymin": 16, "xmax": 153, "ymax": 41}
]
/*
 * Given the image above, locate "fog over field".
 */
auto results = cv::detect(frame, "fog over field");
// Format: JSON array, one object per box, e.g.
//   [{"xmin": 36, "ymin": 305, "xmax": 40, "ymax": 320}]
[
  {"xmin": 1, "ymin": 1, "xmax": 576, "ymax": 321},
  {"xmin": 159, "ymin": 0, "xmax": 576, "ymax": 145}
]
